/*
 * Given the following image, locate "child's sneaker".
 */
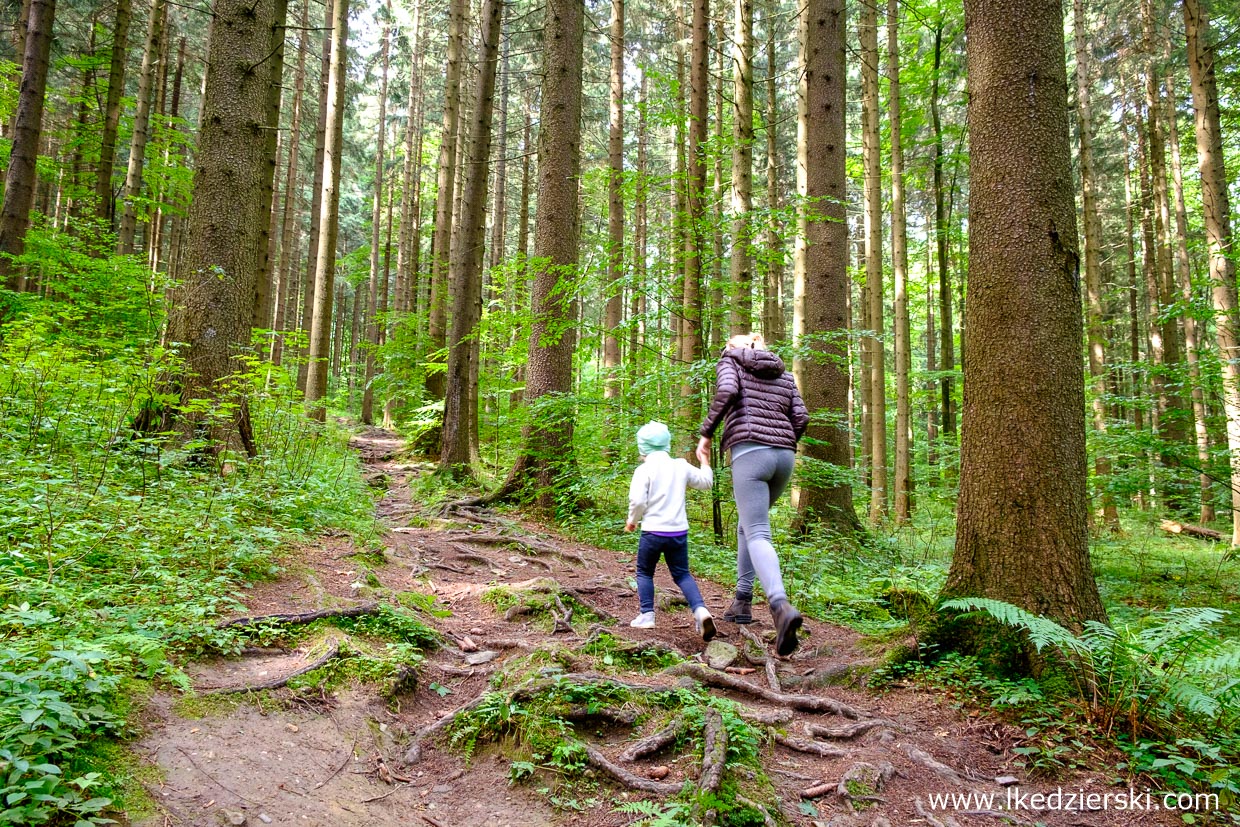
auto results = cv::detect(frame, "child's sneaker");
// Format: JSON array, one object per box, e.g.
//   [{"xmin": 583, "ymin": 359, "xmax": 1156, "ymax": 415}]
[
  {"xmin": 630, "ymin": 611, "xmax": 656, "ymax": 629},
  {"xmin": 693, "ymin": 606, "xmax": 716, "ymax": 642}
]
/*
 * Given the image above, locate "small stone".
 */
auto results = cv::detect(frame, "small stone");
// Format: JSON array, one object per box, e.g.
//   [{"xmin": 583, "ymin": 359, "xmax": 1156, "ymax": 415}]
[
  {"xmin": 647, "ymin": 766, "xmax": 670, "ymax": 780},
  {"xmin": 218, "ymin": 810, "xmax": 246, "ymax": 826},
  {"xmin": 432, "ymin": 784, "xmax": 452, "ymax": 793},
  {"xmin": 285, "ymin": 723, "xmax": 299, "ymax": 733},
  {"xmin": 996, "ymin": 775, "xmax": 1020, "ymax": 787},
  {"xmin": 258, "ymin": 816, "xmax": 273, "ymax": 825},
  {"xmin": 470, "ymin": 627, "xmax": 485, "ymax": 635},
  {"xmin": 704, "ymin": 640, "xmax": 739, "ymax": 670},
  {"xmin": 460, "ymin": 637, "xmax": 479, "ymax": 652},
  {"xmin": 464, "ymin": 650, "xmax": 499, "ymax": 666}
]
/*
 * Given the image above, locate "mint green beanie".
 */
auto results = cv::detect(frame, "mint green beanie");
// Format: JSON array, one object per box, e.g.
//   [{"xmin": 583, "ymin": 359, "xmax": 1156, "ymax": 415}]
[{"xmin": 636, "ymin": 421, "xmax": 671, "ymax": 455}]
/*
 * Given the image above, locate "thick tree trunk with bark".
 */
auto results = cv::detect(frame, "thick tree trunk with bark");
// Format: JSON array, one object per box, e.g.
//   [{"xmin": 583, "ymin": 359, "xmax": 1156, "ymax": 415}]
[
  {"xmin": 95, "ymin": 0, "xmax": 131, "ymax": 222},
  {"xmin": 425, "ymin": 0, "xmax": 468, "ymax": 401},
  {"xmin": 792, "ymin": 0, "xmax": 859, "ymax": 533},
  {"xmin": 680, "ymin": 0, "xmax": 708, "ymax": 403},
  {"xmin": 1072, "ymin": 0, "xmax": 1119, "ymax": 532},
  {"xmin": 0, "ymin": 0, "xmax": 55, "ymax": 288},
  {"xmin": 163, "ymin": 0, "xmax": 285, "ymax": 455},
  {"xmin": 1184, "ymin": 0, "xmax": 1240, "ymax": 546},
  {"xmin": 603, "ymin": 0, "xmax": 624, "ymax": 401},
  {"xmin": 118, "ymin": 0, "xmax": 166, "ymax": 255},
  {"xmin": 440, "ymin": 0, "xmax": 501, "ymax": 475},
  {"xmin": 493, "ymin": 0, "xmax": 583, "ymax": 509},
  {"xmin": 729, "ymin": 0, "xmax": 753, "ymax": 335},
  {"xmin": 304, "ymin": 0, "xmax": 348, "ymax": 419},
  {"xmin": 888, "ymin": 0, "xmax": 911, "ymax": 523},
  {"xmin": 944, "ymin": 0, "xmax": 1107, "ymax": 635}
]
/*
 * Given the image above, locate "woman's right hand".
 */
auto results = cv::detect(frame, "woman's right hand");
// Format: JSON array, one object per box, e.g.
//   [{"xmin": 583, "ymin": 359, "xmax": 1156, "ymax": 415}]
[{"xmin": 696, "ymin": 436, "xmax": 711, "ymax": 466}]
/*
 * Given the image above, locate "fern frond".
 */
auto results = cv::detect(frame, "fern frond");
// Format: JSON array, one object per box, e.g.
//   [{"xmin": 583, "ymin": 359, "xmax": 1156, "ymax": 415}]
[{"xmin": 939, "ymin": 597, "xmax": 1086, "ymax": 655}]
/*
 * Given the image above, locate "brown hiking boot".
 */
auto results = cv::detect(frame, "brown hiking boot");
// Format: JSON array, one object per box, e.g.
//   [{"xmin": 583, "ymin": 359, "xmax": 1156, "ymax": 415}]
[
  {"xmin": 722, "ymin": 593, "xmax": 753, "ymax": 624},
  {"xmin": 770, "ymin": 598, "xmax": 802, "ymax": 657}
]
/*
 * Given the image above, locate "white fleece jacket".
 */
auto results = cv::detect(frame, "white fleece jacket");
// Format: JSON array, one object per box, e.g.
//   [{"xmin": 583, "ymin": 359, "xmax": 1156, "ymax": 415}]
[{"xmin": 627, "ymin": 451, "xmax": 713, "ymax": 532}]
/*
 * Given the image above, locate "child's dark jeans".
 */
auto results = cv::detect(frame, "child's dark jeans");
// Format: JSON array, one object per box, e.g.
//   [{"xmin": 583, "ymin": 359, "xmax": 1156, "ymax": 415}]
[{"xmin": 636, "ymin": 531, "xmax": 706, "ymax": 614}]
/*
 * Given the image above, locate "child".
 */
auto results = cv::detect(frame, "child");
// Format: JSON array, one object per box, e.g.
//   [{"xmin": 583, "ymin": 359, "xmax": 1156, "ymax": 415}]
[{"xmin": 624, "ymin": 421, "xmax": 716, "ymax": 641}]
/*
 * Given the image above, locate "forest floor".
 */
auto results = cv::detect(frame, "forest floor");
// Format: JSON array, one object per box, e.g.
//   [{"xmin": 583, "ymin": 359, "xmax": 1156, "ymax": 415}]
[{"xmin": 128, "ymin": 430, "xmax": 1185, "ymax": 827}]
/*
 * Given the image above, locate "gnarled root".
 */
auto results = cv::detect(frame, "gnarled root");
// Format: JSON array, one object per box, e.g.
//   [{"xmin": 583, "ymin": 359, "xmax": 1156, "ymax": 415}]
[
  {"xmin": 584, "ymin": 745, "xmax": 682, "ymax": 794},
  {"xmin": 618, "ymin": 722, "xmax": 684, "ymax": 762},
  {"xmin": 669, "ymin": 662, "xmax": 865, "ymax": 718}
]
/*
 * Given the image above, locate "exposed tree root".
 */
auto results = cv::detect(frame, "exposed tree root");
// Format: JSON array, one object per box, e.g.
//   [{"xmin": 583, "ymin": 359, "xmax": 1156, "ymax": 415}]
[
  {"xmin": 669, "ymin": 662, "xmax": 865, "ymax": 718},
  {"xmin": 771, "ymin": 731, "xmax": 847, "ymax": 758},
  {"xmin": 584, "ymin": 745, "xmax": 683, "ymax": 794},
  {"xmin": 218, "ymin": 603, "xmax": 379, "ymax": 630},
  {"xmin": 734, "ymin": 705, "xmax": 793, "ymax": 726},
  {"xmin": 699, "ymin": 708, "xmax": 728, "ymax": 795},
  {"xmin": 618, "ymin": 722, "xmax": 684, "ymax": 762},
  {"xmin": 452, "ymin": 551, "xmax": 501, "ymax": 569},
  {"xmin": 735, "ymin": 794, "xmax": 779, "ymax": 827},
  {"xmin": 551, "ymin": 594, "xmax": 574, "ymax": 633},
  {"xmin": 563, "ymin": 705, "xmax": 639, "ymax": 725},
  {"xmin": 738, "ymin": 624, "xmax": 782, "ymax": 692},
  {"xmin": 403, "ymin": 692, "xmax": 496, "ymax": 764},
  {"xmin": 209, "ymin": 638, "xmax": 342, "ymax": 694},
  {"xmin": 805, "ymin": 718, "xmax": 907, "ymax": 739},
  {"xmin": 835, "ymin": 761, "xmax": 894, "ymax": 810},
  {"xmin": 915, "ymin": 797, "xmax": 961, "ymax": 827},
  {"xmin": 901, "ymin": 744, "xmax": 965, "ymax": 786}
]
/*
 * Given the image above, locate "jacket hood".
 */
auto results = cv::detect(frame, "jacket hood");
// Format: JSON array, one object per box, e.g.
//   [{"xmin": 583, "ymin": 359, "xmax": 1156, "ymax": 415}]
[{"xmin": 725, "ymin": 347, "xmax": 786, "ymax": 379}]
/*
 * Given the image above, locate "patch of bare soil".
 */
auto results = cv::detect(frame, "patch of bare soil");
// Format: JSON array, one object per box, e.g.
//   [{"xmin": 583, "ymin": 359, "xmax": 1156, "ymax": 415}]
[{"xmin": 130, "ymin": 430, "xmax": 1184, "ymax": 827}]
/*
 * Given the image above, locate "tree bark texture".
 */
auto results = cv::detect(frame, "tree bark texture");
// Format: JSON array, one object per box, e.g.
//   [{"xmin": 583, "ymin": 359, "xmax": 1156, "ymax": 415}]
[
  {"xmin": 793, "ymin": 0, "xmax": 859, "ymax": 533},
  {"xmin": 0, "ymin": 0, "xmax": 55, "ymax": 287},
  {"xmin": 729, "ymin": 0, "xmax": 753, "ymax": 336},
  {"xmin": 118, "ymin": 0, "xmax": 166, "ymax": 255},
  {"xmin": 888, "ymin": 0, "xmax": 912, "ymax": 523},
  {"xmin": 95, "ymin": 0, "xmax": 131, "ymax": 222},
  {"xmin": 860, "ymin": 0, "xmax": 886, "ymax": 522},
  {"xmin": 945, "ymin": 0, "xmax": 1107, "ymax": 629},
  {"xmin": 362, "ymin": 11, "xmax": 393, "ymax": 426},
  {"xmin": 603, "ymin": 0, "xmax": 625, "ymax": 401}
]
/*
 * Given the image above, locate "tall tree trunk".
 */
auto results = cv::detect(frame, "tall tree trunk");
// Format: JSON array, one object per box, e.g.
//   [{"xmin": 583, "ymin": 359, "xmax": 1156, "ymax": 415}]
[
  {"xmin": 252, "ymin": 0, "xmax": 290, "ymax": 331},
  {"xmin": 117, "ymin": 0, "xmax": 166, "ymax": 255},
  {"xmin": 1184, "ymin": 0, "xmax": 1240, "ymax": 546},
  {"xmin": 762, "ymin": 0, "xmax": 784, "ymax": 342},
  {"xmin": 710, "ymin": 18, "xmax": 725, "ymax": 353},
  {"xmin": 272, "ymin": 0, "xmax": 309, "ymax": 366},
  {"xmin": 680, "ymin": 0, "xmax": 708, "ymax": 400},
  {"xmin": 396, "ymin": 0, "xmax": 423, "ymax": 316},
  {"xmin": 304, "ymin": 0, "xmax": 348, "ymax": 420},
  {"xmin": 729, "ymin": 0, "xmax": 753, "ymax": 335},
  {"xmin": 1073, "ymin": 0, "xmax": 1120, "ymax": 532},
  {"xmin": 0, "ymin": 0, "xmax": 55, "ymax": 288},
  {"xmin": 297, "ymin": 0, "xmax": 334, "ymax": 393},
  {"xmin": 362, "ymin": 10, "xmax": 392, "ymax": 425},
  {"xmin": 95, "ymin": 0, "xmax": 131, "ymax": 223},
  {"xmin": 425, "ymin": 0, "xmax": 468, "ymax": 401},
  {"xmin": 931, "ymin": 19, "xmax": 956, "ymax": 456},
  {"xmin": 925, "ymin": 217, "xmax": 939, "ymax": 469},
  {"xmin": 488, "ymin": 29, "xmax": 509, "ymax": 273},
  {"xmin": 441, "ymin": 0, "xmax": 501, "ymax": 474},
  {"xmin": 517, "ymin": 109, "xmax": 531, "ymax": 262},
  {"xmin": 860, "ymin": 0, "xmax": 887, "ymax": 522},
  {"xmin": 603, "ymin": 0, "xmax": 625, "ymax": 401},
  {"xmin": 631, "ymin": 71, "xmax": 648, "ymax": 377},
  {"xmin": 944, "ymin": 0, "xmax": 1106, "ymax": 636},
  {"xmin": 793, "ymin": 0, "xmax": 859, "ymax": 532},
  {"xmin": 1164, "ymin": 66, "xmax": 1213, "ymax": 523},
  {"xmin": 163, "ymin": 0, "xmax": 284, "ymax": 456},
  {"xmin": 493, "ymin": 0, "xmax": 584, "ymax": 509},
  {"xmin": 888, "ymin": 0, "xmax": 911, "ymax": 523}
]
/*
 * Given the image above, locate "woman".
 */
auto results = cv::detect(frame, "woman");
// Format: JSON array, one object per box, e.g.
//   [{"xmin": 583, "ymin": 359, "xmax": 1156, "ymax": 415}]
[{"xmin": 697, "ymin": 333, "xmax": 808, "ymax": 656}]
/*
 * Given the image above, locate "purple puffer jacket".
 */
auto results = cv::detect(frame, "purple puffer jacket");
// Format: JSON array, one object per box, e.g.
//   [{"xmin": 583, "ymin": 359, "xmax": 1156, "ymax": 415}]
[{"xmin": 698, "ymin": 348, "xmax": 809, "ymax": 453}]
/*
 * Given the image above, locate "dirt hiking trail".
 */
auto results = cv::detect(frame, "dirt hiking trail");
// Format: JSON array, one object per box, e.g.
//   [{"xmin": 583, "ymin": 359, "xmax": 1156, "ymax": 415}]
[{"xmin": 131, "ymin": 430, "xmax": 1179, "ymax": 827}]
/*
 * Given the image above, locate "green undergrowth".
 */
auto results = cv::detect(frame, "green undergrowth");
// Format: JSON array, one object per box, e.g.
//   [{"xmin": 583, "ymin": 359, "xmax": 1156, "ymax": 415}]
[
  {"xmin": 481, "ymin": 582, "xmax": 611, "ymax": 634},
  {"xmin": 881, "ymin": 600, "xmax": 1240, "ymax": 822},
  {"xmin": 0, "ymin": 321, "xmax": 379, "ymax": 824}
]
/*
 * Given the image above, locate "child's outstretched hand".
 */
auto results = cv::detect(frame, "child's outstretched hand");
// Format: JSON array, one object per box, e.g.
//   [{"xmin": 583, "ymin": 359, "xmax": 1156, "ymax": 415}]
[
  {"xmin": 624, "ymin": 522, "xmax": 636, "ymax": 532},
  {"xmin": 696, "ymin": 436, "xmax": 712, "ymax": 466}
]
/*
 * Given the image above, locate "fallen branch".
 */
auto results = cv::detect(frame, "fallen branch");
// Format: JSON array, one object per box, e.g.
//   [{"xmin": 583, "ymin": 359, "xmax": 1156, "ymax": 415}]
[
  {"xmin": 1159, "ymin": 519, "xmax": 1224, "ymax": 542},
  {"xmin": 584, "ymin": 745, "xmax": 683, "ymax": 794},
  {"xmin": 738, "ymin": 625, "xmax": 781, "ymax": 692},
  {"xmin": 669, "ymin": 662, "xmax": 864, "ymax": 718},
  {"xmin": 218, "ymin": 603, "xmax": 379, "ymax": 630},
  {"xmin": 618, "ymin": 722, "xmax": 683, "ymax": 762},
  {"xmin": 209, "ymin": 638, "xmax": 342, "ymax": 694},
  {"xmin": 800, "ymin": 780, "xmax": 835, "ymax": 799}
]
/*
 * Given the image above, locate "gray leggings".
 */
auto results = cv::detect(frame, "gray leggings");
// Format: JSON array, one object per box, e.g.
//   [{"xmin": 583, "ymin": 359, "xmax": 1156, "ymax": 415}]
[{"xmin": 732, "ymin": 447, "xmax": 796, "ymax": 603}]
